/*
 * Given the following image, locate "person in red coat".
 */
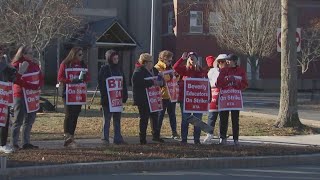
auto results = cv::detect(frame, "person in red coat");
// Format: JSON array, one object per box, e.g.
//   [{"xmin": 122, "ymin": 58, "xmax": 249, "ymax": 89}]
[
  {"xmin": 216, "ymin": 54, "xmax": 248, "ymax": 146},
  {"xmin": 173, "ymin": 52, "xmax": 207, "ymax": 144},
  {"xmin": 10, "ymin": 46, "xmax": 44, "ymax": 150},
  {"xmin": 58, "ymin": 47, "xmax": 90, "ymax": 147}
]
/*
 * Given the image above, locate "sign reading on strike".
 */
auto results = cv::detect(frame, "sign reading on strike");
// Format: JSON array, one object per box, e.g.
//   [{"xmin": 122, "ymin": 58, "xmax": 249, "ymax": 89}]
[
  {"xmin": 65, "ymin": 68, "xmax": 88, "ymax": 105},
  {"xmin": 22, "ymin": 71, "xmax": 40, "ymax": 113},
  {"xmin": 183, "ymin": 78, "xmax": 210, "ymax": 113},
  {"xmin": 0, "ymin": 81, "xmax": 13, "ymax": 106},
  {"xmin": 145, "ymin": 77, "xmax": 163, "ymax": 112},
  {"xmin": 0, "ymin": 103, "xmax": 8, "ymax": 127},
  {"xmin": 209, "ymin": 87, "xmax": 220, "ymax": 112},
  {"xmin": 218, "ymin": 88, "xmax": 243, "ymax": 111},
  {"xmin": 106, "ymin": 76, "xmax": 123, "ymax": 112},
  {"xmin": 162, "ymin": 70, "xmax": 179, "ymax": 102}
]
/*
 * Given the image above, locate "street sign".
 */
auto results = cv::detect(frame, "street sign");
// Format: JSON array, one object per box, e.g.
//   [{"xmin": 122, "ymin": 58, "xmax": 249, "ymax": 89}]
[{"xmin": 277, "ymin": 28, "xmax": 301, "ymax": 52}]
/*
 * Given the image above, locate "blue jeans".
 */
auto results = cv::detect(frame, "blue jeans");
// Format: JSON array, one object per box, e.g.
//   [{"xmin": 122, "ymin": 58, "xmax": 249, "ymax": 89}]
[
  {"xmin": 179, "ymin": 103, "xmax": 202, "ymax": 142},
  {"xmin": 158, "ymin": 99, "xmax": 177, "ymax": 135},
  {"xmin": 102, "ymin": 106, "xmax": 124, "ymax": 143},
  {"xmin": 11, "ymin": 97, "xmax": 36, "ymax": 146},
  {"xmin": 207, "ymin": 112, "xmax": 219, "ymax": 134}
]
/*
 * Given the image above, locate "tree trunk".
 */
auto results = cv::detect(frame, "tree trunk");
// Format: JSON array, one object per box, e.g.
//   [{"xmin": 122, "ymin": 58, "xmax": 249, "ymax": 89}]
[
  {"xmin": 249, "ymin": 57, "xmax": 258, "ymax": 89},
  {"xmin": 275, "ymin": 0, "xmax": 302, "ymax": 128}
]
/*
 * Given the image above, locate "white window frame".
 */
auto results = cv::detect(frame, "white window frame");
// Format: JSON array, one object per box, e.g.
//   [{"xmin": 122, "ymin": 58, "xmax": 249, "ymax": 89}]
[
  {"xmin": 168, "ymin": 11, "xmax": 174, "ymax": 34},
  {"xmin": 190, "ymin": 11, "xmax": 203, "ymax": 33}
]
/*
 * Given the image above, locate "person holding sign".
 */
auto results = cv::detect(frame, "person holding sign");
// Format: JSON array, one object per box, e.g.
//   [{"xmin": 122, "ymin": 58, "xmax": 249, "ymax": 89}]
[
  {"xmin": 0, "ymin": 46, "xmax": 16, "ymax": 153},
  {"xmin": 203, "ymin": 54, "xmax": 228, "ymax": 144},
  {"xmin": 98, "ymin": 50, "xmax": 128, "ymax": 145},
  {"xmin": 154, "ymin": 50, "xmax": 179, "ymax": 139},
  {"xmin": 58, "ymin": 47, "xmax": 89, "ymax": 147},
  {"xmin": 216, "ymin": 54, "xmax": 248, "ymax": 146},
  {"xmin": 11, "ymin": 46, "xmax": 43, "ymax": 150},
  {"xmin": 132, "ymin": 53, "xmax": 164, "ymax": 145},
  {"xmin": 173, "ymin": 52, "xmax": 207, "ymax": 144}
]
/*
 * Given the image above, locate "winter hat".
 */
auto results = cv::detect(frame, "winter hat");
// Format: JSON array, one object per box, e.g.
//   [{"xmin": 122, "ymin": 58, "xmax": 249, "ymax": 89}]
[
  {"xmin": 205, "ymin": 56, "xmax": 215, "ymax": 68},
  {"xmin": 226, "ymin": 54, "xmax": 238, "ymax": 61},
  {"xmin": 187, "ymin": 52, "xmax": 198, "ymax": 59},
  {"xmin": 105, "ymin": 49, "xmax": 118, "ymax": 65},
  {"xmin": 216, "ymin": 54, "xmax": 228, "ymax": 61}
]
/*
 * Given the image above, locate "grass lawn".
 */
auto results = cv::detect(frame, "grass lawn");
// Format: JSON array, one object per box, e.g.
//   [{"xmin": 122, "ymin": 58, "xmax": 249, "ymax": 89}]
[{"xmin": 31, "ymin": 95, "xmax": 320, "ymax": 141}]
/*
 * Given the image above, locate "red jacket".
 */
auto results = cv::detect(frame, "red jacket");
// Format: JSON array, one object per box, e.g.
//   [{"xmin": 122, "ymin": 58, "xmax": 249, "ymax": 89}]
[
  {"xmin": 216, "ymin": 66, "xmax": 248, "ymax": 90},
  {"xmin": 57, "ymin": 60, "xmax": 90, "ymax": 83},
  {"xmin": 12, "ymin": 57, "xmax": 44, "ymax": 98},
  {"xmin": 173, "ymin": 58, "xmax": 207, "ymax": 102}
]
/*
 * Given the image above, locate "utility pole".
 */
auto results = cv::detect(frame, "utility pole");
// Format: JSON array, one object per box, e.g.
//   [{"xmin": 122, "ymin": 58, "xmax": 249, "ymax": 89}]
[{"xmin": 150, "ymin": 0, "xmax": 156, "ymax": 59}]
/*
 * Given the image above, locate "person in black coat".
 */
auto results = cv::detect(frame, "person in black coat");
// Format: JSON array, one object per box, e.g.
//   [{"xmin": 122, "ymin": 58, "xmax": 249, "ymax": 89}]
[
  {"xmin": 132, "ymin": 53, "xmax": 164, "ymax": 145},
  {"xmin": 98, "ymin": 49, "xmax": 128, "ymax": 145}
]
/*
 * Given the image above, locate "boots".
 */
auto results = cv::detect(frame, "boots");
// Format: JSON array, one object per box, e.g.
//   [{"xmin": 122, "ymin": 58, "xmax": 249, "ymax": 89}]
[
  {"xmin": 152, "ymin": 131, "xmax": 164, "ymax": 143},
  {"xmin": 63, "ymin": 133, "xmax": 72, "ymax": 147}
]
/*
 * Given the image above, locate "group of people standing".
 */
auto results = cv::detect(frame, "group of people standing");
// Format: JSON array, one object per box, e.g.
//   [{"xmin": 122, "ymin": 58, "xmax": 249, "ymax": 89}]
[
  {"xmin": 0, "ymin": 45, "xmax": 248, "ymax": 154},
  {"xmin": 131, "ymin": 50, "xmax": 248, "ymax": 145}
]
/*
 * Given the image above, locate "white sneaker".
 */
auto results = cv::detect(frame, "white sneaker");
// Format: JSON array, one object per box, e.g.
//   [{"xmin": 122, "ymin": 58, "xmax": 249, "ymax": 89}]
[
  {"xmin": 219, "ymin": 138, "xmax": 227, "ymax": 145},
  {"xmin": 203, "ymin": 134, "xmax": 214, "ymax": 144},
  {"xmin": 0, "ymin": 145, "xmax": 14, "ymax": 154}
]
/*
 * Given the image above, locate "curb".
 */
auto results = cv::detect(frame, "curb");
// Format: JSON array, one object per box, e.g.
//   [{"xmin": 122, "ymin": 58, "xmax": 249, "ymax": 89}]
[{"xmin": 1, "ymin": 154, "xmax": 320, "ymax": 179}]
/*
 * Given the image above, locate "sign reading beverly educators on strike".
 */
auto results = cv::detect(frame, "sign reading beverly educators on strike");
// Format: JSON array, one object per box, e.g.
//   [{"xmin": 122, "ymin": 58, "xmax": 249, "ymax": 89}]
[
  {"xmin": 65, "ymin": 68, "xmax": 88, "ymax": 105},
  {"xmin": 145, "ymin": 77, "xmax": 163, "ymax": 112},
  {"xmin": 218, "ymin": 88, "xmax": 243, "ymax": 111},
  {"xmin": 162, "ymin": 70, "xmax": 179, "ymax": 102},
  {"xmin": 22, "ymin": 71, "xmax": 40, "ymax": 113},
  {"xmin": 183, "ymin": 78, "xmax": 210, "ymax": 113},
  {"xmin": 106, "ymin": 76, "xmax": 123, "ymax": 112},
  {"xmin": 0, "ymin": 103, "xmax": 8, "ymax": 127},
  {"xmin": 0, "ymin": 81, "xmax": 13, "ymax": 106},
  {"xmin": 209, "ymin": 87, "xmax": 220, "ymax": 112}
]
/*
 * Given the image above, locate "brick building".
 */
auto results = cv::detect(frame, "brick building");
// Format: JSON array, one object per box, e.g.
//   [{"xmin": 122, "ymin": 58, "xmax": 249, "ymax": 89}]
[{"xmin": 161, "ymin": 0, "xmax": 320, "ymax": 90}]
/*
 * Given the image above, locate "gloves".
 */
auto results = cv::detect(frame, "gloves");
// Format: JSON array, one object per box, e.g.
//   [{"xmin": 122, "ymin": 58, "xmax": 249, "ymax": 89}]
[
  {"xmin": 71, "ymin": 78, "xmax": 83, "ymax": 84},
  {"xmin": 18, "ymin": 61, "xmax": 29, "ymax": 75}
]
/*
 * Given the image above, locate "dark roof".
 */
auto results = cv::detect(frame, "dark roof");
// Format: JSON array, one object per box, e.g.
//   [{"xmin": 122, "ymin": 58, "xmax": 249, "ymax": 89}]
[{"xmin": 68, "ymin": 18, "xmax": 138, "ymax": 47}]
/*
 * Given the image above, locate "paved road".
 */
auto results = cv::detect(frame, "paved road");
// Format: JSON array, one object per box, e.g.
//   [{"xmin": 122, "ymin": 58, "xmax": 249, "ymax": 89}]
[
  {"xmin": 15, "ymin": 165, "xmax": 320, "ymax": 180},
  {"xmin": 243, "ymin": 95, "xmax": 319, "ymax": 121}
]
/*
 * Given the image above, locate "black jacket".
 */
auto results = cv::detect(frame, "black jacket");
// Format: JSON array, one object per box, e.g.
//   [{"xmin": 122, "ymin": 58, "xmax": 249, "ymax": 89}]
[
  {"xmin": 131, "ymin": 66, "xmax": 159, "ymax": 106},
  {"xmin": 98, "ymin": 64, "xmax": 128, "ymax": 107}
]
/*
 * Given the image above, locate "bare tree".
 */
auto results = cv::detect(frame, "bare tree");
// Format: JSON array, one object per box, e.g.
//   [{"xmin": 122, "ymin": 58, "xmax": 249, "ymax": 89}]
[
  {"xmin": 298, "ymin": 19, "xmax": 320, "ymax": 74},
  {"xmin": 275, "ymin": 0, "xmax": 301, "ymax": 128},
  {"xmin": 210, "ymin": 0, "xmax": 280, "ymax": 88},
  {"xmin": 0, "ymin": 0, "xmax": 83, "ymax": 69}
]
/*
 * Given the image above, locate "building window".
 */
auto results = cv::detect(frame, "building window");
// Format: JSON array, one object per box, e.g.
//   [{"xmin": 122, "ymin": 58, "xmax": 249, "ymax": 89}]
[
  {"xmin": 190, "ymin": 11, "xmax": 203, "ymax": 33},
  {"xmin": 209, "ymin": 12, "xmax": 221, "ymax": 34},
  {"xmin": 168, "ymin": 11, "xmax": 174, "ymax": 34}
]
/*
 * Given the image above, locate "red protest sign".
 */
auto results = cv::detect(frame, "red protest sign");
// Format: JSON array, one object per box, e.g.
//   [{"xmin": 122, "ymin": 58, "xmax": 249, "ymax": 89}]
[
  {"xmin": 106, "ymin": 76, "xmax": 123, "ymax": 112},
  {"xmin": 145, "ymin": 77, "xmax": 163, "ymax": 112},
  {"xmin": 209, "ymin": 87, "xmax": 220, "ymax": 112},
  {"xmin": 22, "ymin": 71, "xmax": 40, "ymax": 113},
  {"xmin": 183, "ymin": 78, "xmax": 210, "ymax": 113},
  {"xmin": 65, "ymin": 84, "xmax": 87, "ymax": 105},
  {"xmin": 162, "ymin": 70, "xmax": 179, "ymax": 102},
  {"xmin": 65, "ymin": 68, "xmax": 88, "ymax": 105},
  {"xmin": 0, "ymin": 81, "xmax": 13, "ymax": 106},
  {"xmin": 0, "ymin": 103, "xmax": 8, "ymax": 127},
  {"xmin": 218, "ymin": 88, "xmax": 243, "ymax": 111}
]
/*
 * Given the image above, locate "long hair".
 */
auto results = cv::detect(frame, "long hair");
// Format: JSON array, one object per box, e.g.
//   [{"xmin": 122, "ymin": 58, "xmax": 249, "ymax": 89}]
[
  {"xmin": 62, "ymin": 47, "xmax": 83, "ymax": 65},
  {"xmin": 12, "ymin": 46, "xmax": 30, "ymax": 63}
]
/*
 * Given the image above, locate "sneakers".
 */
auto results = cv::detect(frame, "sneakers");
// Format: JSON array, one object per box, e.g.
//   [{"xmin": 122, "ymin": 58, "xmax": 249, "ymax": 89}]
[
  {"xmin": 219, "ymin": 138, "xmax": 227, "ymax": 145},
  {"xmin": 203, "ymin": 134, "xmax": 214, "ymax": 144},
  {"xmin": 0, "ymin": 145, "xmax": 14, "ymax": 154},
  {"xmin": 171, "ymin": 132, "xmax": 180, "ymax": 139},
  {"xmin": 22, "ymin": 143, "xmax": 39, "ymax": 149},
  {"xmin": 64, "ymin": 134, "xmax": 73, "ymax": 147}
]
